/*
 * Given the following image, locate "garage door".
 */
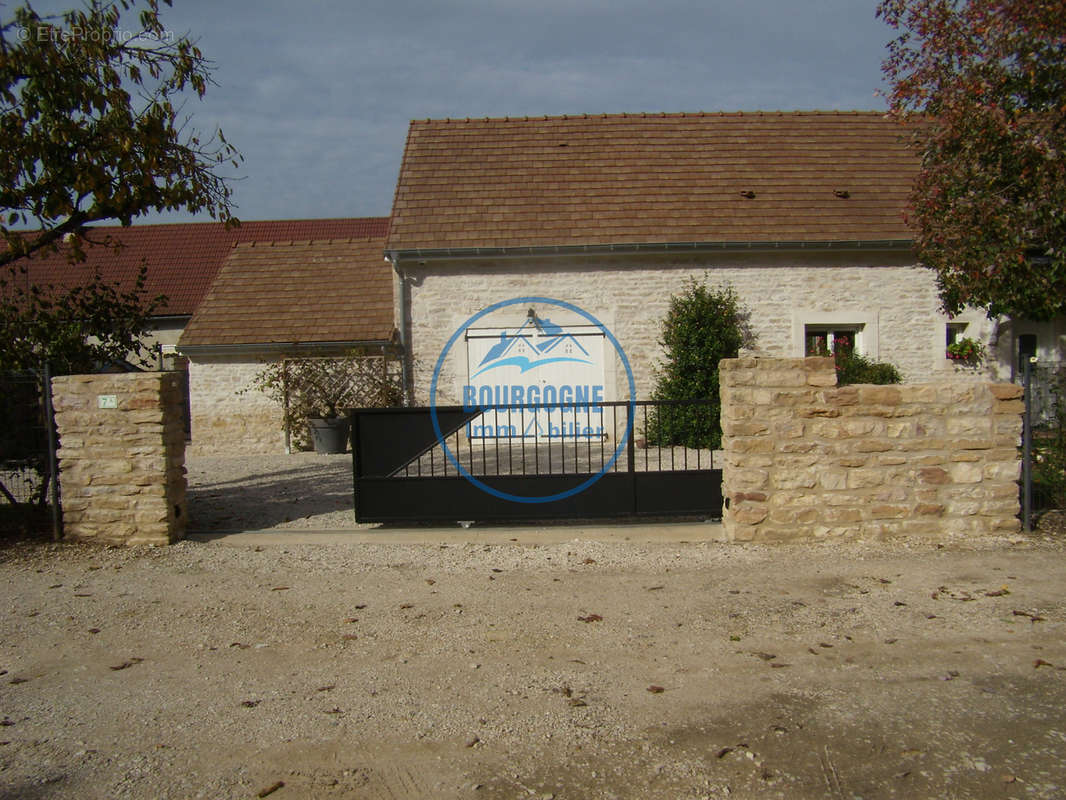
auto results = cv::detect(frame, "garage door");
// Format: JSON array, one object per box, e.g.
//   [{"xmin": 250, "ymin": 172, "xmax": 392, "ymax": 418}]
[{"xmin": 465, "ymin": 316, "xmax": 605, "ymax": 441}]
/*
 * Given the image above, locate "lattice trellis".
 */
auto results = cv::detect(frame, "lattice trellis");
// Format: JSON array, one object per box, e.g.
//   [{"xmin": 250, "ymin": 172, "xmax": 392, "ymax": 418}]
[
  {"xmin": 283, "ymin": 355, "xmax": 403, "ymax": 414},
  {"xmin": 268, "ymin": 354, "xmax": 404, "ymax": 451}
]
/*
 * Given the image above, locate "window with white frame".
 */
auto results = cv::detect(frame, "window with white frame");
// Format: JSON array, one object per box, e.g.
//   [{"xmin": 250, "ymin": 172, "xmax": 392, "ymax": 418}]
[
  {"xmin": 793, "ymin": 311, "xmax": 878, "ymax": 360},
  {"xmin": 946, "ymin": 322, "xmax": 968, "ymax": 348},
  {"xmin": 804, "ymin": 325, "xmax": 862, "ymax": 357}
]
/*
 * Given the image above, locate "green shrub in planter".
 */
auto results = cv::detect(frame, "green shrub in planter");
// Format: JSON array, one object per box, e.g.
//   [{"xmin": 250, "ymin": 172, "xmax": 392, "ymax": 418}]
[
  {"xmin": 808, "ymin": 335, "xmax": 902, "ymax": 386},
  {"xmin": 834, "ymin": 349, "xmax": 902, "ymax": 386}
]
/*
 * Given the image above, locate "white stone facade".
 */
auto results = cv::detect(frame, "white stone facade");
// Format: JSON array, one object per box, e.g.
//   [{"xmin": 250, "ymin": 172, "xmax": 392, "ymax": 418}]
[
  {"xmin": 399, "ymin": 249, "xmax": 1000, "ymax": 405},
  {"xmin": 186, "ymin": 356, "xmax": 284, "ymax": 455},
  {"xmin": 182, "ymin": 249, "xmax": 1064, "ymax": 455}
]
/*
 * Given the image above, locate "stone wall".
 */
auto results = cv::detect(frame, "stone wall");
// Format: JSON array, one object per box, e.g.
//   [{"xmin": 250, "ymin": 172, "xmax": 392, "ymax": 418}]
[
  {"xmin": 185, "ymin": 357, "xmax": 283, "ymax": 455},
  {"xmin": 402, "ymin": 250, "xmax": 996, "ymax": 405},
  {"xmin": 720, "ymin": 357, "xmax": 1023, "ymax": 542},
  {"xmin": 52, "ymin": 373, "xmax": 187, "ymax": 545}
]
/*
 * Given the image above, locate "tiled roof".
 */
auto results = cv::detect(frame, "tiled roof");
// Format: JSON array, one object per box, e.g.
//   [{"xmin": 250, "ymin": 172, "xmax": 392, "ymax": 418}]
[
  {"xmin": 177, "ymin": 234, "xmax": 395, "ymax": 348},
  {"xmin": 10, "ymin": 218, "xmax": 390, "ymax": 316},
  {"xmin": 386, "ymin": 111, "xmax": 919, "ymax": 251}
]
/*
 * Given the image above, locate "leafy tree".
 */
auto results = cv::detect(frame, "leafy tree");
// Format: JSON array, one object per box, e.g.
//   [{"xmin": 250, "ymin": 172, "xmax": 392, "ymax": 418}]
[
  {"xmin": 0, "ymin": 264, "xmax": 165, "ymax": 372},
  {"xmin": 877, "ymin": 0, "xmax": 1066, "ymax": 321},
  {"xmin": 646, "ymin": 281, "xmax": 752, "ymax": 450},
  {"xmin": 0, "ymin": 0, "xmax": 240, "ymax": 370}
]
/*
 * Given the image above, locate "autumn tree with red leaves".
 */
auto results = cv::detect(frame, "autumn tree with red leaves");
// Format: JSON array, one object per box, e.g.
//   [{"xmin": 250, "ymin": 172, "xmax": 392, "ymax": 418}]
[{"xmin": 878, "ymin": 0, "xmax": 1066, "ymax": 320}]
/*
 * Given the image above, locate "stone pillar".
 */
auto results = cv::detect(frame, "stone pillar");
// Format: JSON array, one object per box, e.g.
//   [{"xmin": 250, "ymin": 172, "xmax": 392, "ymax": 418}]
[
  {"xmin": 719, "ymin": 357, "xmax": 1023, "ymax": 542},
  {"xmin": 52, "ymin": 373, "xmax": 187, "ymax": 545}
]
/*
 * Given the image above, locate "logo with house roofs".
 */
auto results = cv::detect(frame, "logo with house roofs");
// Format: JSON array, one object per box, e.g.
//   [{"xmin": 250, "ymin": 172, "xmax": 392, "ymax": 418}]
[{"xmin": 470, "ymin": 310, "xmax": 593, "ymax": 379}]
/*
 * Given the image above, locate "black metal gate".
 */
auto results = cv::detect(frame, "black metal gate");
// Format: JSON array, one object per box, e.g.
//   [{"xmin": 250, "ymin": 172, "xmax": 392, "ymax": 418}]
[
  {"xmin": 0, "ymin": 368, "xmax": 61, "ymax": 538},
  {"xmin": 1020, "ymin": 358, "xmax": 1064, "ymax": 530},
  {"xmin": 351, "ymin": 400, "xmax": 723, "ymax": 523}
]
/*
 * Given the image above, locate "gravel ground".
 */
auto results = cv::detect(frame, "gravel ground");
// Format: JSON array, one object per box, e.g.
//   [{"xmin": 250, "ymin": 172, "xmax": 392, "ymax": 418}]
[
  {"xmin": 3, "ymin": 532, "xmax": 1066, "ymax": 800},
  {"xmin": 186, "ymin": 454, "xmax": 367, "ymax": 531},
  {"xmin": 184, "ymin": 452, "xmax": 719, "ymax": 532},
  {"xmin": 1, "ymin": 456, "xmax": 1064, "ymax": 799}
]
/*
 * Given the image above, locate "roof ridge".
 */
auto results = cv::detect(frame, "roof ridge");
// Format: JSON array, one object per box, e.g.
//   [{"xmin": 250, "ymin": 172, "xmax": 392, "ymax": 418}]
[
  {"xmin": 64, "ymin": 216, "xmax": 391, "ymax": 234},
  {"xmin": 236, "ymin": 237, "xmax": 379, "ymax": 249},
  {"xmin": 411, "ymin": 110, "xmax": 890, "ymax": 124}
]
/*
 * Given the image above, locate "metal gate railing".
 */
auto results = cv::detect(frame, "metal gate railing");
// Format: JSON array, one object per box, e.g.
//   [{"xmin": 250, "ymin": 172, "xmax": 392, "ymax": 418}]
[
  {"xmin": 0, "ymin": 366, "xmax": 61, "ymax": 539},
  {"xmin": 352, "ymin": 399, "xmax": 723, "ymax": 524},
  {"xmin": 1020, "ymin": 359, "xmax": 1065, "ymax": 530}
]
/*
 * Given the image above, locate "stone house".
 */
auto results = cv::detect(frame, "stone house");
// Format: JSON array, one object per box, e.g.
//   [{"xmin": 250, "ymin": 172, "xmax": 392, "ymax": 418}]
[
  {"xmin": 15, "ymin": 218, "xmax": 375, "ymax": 367},
  {"xmin": 384, "ymin": 111, "xmax": 1062, "ymax": 407},
  {"xmin": 176, "ymin": 220, "xmax": 397, "ymax": 454},
  {"xmin": 14, "ymin": 218, "xmax": 396, "ymax": 453},
  {"xmin": 30, "ymin": 112, "xmax": 1063, "ymax": 458}
]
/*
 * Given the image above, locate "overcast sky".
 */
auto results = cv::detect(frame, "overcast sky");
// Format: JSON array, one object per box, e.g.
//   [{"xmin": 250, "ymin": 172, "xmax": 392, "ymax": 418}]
[{"xmin": 27, "ymin": 0, "xmax": 899, "ymax": 224}]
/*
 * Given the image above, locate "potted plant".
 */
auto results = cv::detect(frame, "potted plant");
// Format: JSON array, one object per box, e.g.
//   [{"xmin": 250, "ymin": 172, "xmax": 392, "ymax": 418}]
[
  {"xmin": 304, "ymin": 402, "xmax": 350, "ymax": 455},
  {"xmin": 946, "ymin": 337, "xmax": 984, "ymax": 367},
  {"xmin": 246, "ymin": 353, "xmax": 402, "ymax": 454}
]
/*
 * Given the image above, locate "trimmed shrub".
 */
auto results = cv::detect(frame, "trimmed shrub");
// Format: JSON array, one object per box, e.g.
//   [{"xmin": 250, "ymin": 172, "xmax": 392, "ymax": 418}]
[
  {"xmin": 645, "ymin": 281, "xmax": 753, "ymax": 449},
  {"xmin": 834, "ymin": 349, "xmax": 902, "ymax": 386},
  {"xmin": 808, "ymin": 335, "xmax": 902, "ymax": 386}
]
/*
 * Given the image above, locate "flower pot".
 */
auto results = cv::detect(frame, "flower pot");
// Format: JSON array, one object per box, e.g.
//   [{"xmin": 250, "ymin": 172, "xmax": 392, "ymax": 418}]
[{"xmin": 307, "ymin": 417, "xmax": 350, "ymax": 454}]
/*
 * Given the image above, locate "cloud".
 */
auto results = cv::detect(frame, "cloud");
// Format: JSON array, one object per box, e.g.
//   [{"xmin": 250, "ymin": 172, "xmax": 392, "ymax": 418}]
[{"xmin": 93, "ymin": 0, "xmax": 897, "ymax": 221}]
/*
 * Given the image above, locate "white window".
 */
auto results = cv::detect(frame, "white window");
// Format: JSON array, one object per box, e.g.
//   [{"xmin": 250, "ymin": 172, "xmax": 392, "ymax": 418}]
[
  {"xmin": 793, "ymin": 310, "xmax": 879, "ymax": 360},
  {"xmin": 946, "ymin": 322, "xmax": 968, "ymax": 348},
  {"xmin": 804, "ymin": 326, "xmax": 862, "ymax": 357}
]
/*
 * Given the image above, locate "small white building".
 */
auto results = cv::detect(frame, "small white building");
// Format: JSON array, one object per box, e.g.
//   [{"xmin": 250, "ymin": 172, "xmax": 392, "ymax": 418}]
[{"xmin": 177, "ymin": 221, "xmax": 397, "ymax": 454}]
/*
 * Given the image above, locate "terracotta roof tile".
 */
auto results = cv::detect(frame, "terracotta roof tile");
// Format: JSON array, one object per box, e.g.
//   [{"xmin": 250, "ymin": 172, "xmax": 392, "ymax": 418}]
[
  {"xmin": 11, "ymin": 218, "xmax": 390, "ymax": 316},
  {"xmin": 177, "ymin": 234, "xmax": 394, "ymax": 348},
  {"xmin": 386, "ymin": 112, "xmax": 918, "ymax": 251}
]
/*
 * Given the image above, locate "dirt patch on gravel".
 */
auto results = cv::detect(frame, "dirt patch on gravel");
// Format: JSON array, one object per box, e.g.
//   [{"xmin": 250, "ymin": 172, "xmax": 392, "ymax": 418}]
[{"xmin": 2, "ymin": 529, "xmax": 1065, "ymax": 799}]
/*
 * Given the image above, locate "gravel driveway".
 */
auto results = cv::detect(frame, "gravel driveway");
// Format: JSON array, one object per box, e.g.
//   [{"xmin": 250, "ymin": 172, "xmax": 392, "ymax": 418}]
[
  {"xmin": 186, "ymin": 454, "xmax": 366, "ymax": 531},
  {"xmin": 1, "ymin": 455, "xmax": 1064, "ymax": 799},
  {"xmin": 2, "ymin": 530, "xmax": 1065, "ymax": 799}
]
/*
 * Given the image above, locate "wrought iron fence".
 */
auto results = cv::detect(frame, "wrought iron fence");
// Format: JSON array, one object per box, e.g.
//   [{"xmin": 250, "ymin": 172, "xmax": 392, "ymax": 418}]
[
  {"xmin": 352, "ymin": 399, "xmax": 723, "ymax": 523},
  {"xmin": 0, "ymin": 368, "xmax": 61, "ymax": 537},
  {"xmin": 1020, "ymin": 359, "xmax": 1065, "ymax": 529},
  {"xmin": 396, "ymin": 399, "xmax": 717, "ymax": 478},
  {"xmin": 1019, "ymin": 360, "xmax": 1064, "ymax": 427}
]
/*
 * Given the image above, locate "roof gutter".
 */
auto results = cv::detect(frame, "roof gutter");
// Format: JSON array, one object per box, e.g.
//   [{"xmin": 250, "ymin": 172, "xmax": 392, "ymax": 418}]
[
  {"xmin": 385, "ymin": 239, "xmax": 914, "ymax": 262},
  {"xmin": 177, "ymin": 339, "xmax": 399, "ymax": 358}
]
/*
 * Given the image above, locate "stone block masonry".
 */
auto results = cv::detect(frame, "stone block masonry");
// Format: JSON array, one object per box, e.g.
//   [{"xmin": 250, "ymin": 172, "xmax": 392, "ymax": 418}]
[
  {"xmin": 185, "ymin": 357, "xmax": 283, "ymax": 455},
  {"xmin": 720, "ymin": 357, "xmax": 1023, "ymax": 542},
  {"xmin": 52, "ymin": 373, "xmax": 187, "ymax": 545},
  {"xmin": 403, "ymin": 251, "xmax": 991, "ymax": 406}
]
